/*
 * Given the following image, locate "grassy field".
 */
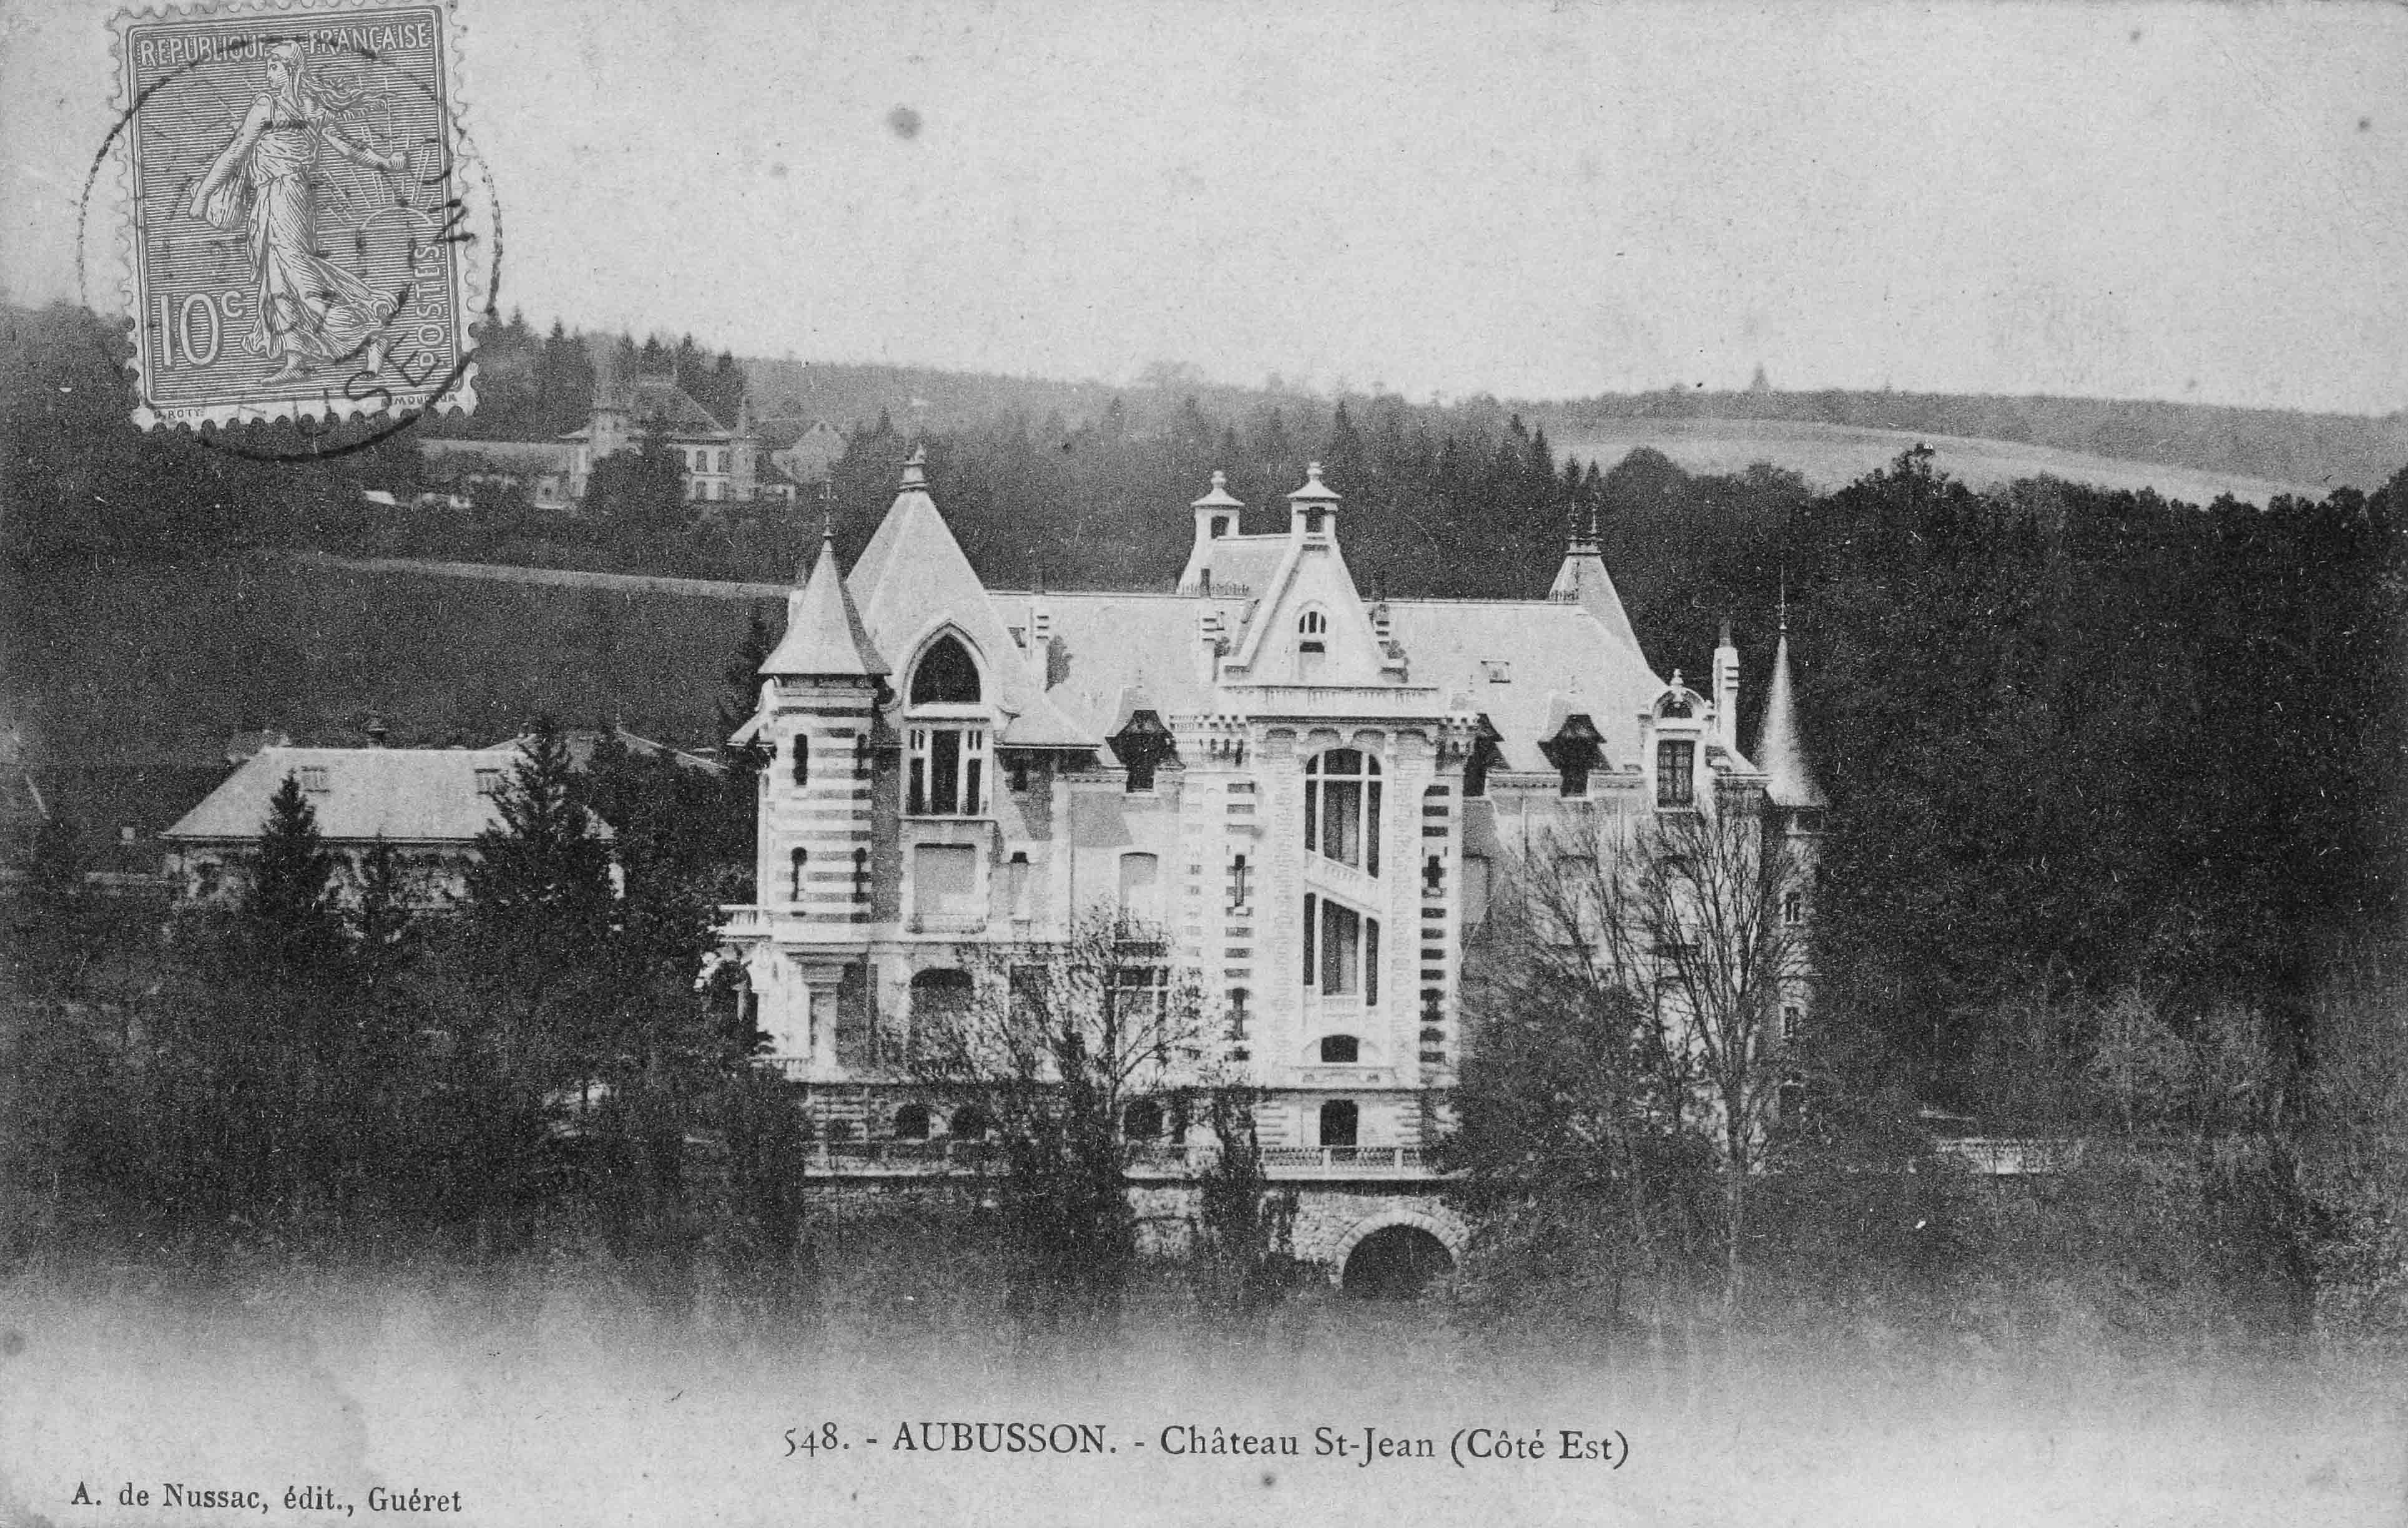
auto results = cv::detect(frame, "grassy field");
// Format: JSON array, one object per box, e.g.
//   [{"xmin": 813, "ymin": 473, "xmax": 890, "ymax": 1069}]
[
  {"xmin": 1553, "ymin": 418, "xmax": 2327, "ymax": 504},
  {"xmin": 2, "ymin": 554, "xmax": 765, "ymax": 766}
]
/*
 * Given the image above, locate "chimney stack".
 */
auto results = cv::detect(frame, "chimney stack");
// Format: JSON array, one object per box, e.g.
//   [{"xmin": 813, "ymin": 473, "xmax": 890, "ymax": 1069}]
[{"xmin": 1713, "ymin": 619, "xmax": 1739, "ymax": 750}]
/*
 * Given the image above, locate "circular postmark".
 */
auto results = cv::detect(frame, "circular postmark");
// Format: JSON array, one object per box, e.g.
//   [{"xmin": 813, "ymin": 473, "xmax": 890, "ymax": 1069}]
[{"xmin": 82, "ymin": 6, "xmax": 501, "ymax": 462}]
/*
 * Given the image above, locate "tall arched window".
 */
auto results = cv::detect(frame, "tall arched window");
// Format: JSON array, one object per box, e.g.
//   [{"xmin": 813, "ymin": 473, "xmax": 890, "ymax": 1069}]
[
  {"xmin": 1304, "ymin": 748, "xmax": 1381, "ymax": 874},
  {"xmin": 789, "ymin": 847, "xmax": 807, "ymax": 902},
  {"xmin": 907, "ymin": 635, "xmax": 987, "ymax": 816}
]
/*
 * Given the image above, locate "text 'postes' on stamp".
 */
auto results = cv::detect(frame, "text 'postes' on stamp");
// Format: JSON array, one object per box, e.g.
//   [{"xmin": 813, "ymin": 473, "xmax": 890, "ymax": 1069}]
[{"xmin": 112, "ymin": 0, "xmax": 489, "ymax": 433}]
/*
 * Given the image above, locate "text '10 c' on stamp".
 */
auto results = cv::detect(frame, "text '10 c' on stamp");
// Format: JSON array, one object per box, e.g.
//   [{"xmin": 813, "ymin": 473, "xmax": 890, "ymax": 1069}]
[{"xmin": 112, "ymin": 0, "xmax": 489, "ymax": 432}]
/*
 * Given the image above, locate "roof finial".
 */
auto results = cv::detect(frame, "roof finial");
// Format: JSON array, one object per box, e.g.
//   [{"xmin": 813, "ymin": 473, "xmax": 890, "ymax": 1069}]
[
  {"xmin": 1779, "ymin": 570, "xmax": 1789, "ymax": 634},
  {"xmin": 900, "ymin": 443, "xmax": 928, "ymax": 489}
]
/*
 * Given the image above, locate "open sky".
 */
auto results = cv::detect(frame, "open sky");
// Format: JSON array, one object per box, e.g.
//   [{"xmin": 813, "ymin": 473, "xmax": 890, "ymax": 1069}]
[{"xmin": 6, "ymin": 0, "xmax": 2404, "ymax": 413}]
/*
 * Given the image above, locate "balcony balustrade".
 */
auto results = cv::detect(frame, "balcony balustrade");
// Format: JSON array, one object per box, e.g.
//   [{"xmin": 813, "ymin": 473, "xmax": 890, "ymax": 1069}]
[{"xmin": 794, "ymin": 1140, "xmax": 1435, "ymax": 1179}]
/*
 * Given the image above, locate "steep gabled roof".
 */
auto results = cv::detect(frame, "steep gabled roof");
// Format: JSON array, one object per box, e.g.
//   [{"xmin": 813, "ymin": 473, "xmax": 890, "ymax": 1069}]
[
  {"xmin": 761, "ymin": 528, "xmax": 888, "ymax": 680},
  {"xmin": 852, "ymin": 449, "xmax": 1101, "ymax": 748}
]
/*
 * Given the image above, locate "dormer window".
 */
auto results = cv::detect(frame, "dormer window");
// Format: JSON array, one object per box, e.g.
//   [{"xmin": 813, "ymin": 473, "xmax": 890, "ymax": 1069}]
[
  {"xmin": 1297, "ymin": 608, "xmax": 1329, "ymax": 655},
  {"xmin": 1110, "ymin": 709, "xmax": 1177, "ymax": 793},
  {"xmin": 1656, "ymin": 739, "xmax": 1696, "ymax": 809},
  {"xmin": 473, "ymin": 768, "xmax": 503, "ymax": 796},
  {"xmin": 1540, "ymin": 714, "xmax": 1605, "ymax": 799},
  {"xmin": 1304, "ymin": 748, "xmax": 1381, "ymax": 874},
  {"xmin": 300, "ymin": 766, "xmax": 331, "ymax": 793}
]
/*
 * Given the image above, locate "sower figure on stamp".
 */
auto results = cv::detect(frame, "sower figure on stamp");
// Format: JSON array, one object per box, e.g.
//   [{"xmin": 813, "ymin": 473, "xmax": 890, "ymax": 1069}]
[{"xmin": 186, "ymin": 40, "xmax": 406, "ymax": 385}]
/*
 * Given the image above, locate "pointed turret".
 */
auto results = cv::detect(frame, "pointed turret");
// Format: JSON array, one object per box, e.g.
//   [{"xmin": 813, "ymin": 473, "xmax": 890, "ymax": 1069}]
[
  {"xmin": 1546, "ymin": 501, "xmax": 1641, "ymax": 654},
  {"xmin": 1754, "ymin": 607, "xmax": 1826, "ymax": 808},
  {"xmin": 1179, "ymin": 470, "xmax": 1245, "ymax": 594},
  {"xmin": 760, "ymin": 520, "xmax": 887, "ymax": 680}
]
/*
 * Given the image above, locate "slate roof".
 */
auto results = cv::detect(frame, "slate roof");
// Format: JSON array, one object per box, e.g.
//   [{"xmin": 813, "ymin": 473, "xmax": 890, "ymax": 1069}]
[
  {"xmin": 800, "ymin": 456, "xmax": 1790, "ymax": 786},
  {"xmin": 984, "ymin": 591, "xmax": 1669, "ymax": 774},
  {"xmin": 1185, "ymin": 535, "xmax": 1289, "ymax": 600},
  {"xmin": 848, "ymin": 450, "xmax": 1089, "ymax": 748},
  {"xmin": 760, "ymin": 532, "xmax": 887, "ymax": 680},
  {"xmin": 165, "ymin": 745, "xmax": 528, "ymax": 845},
  {"xmin": 624, "ymin": 377, "xmax": 730, "ymax": 436}
]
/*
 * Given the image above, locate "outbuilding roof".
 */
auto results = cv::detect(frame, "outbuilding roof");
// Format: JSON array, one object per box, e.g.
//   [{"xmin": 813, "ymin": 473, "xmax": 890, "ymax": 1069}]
[{"xmin": 164, "ymin": 745, "xmax": 529, "ymax": 845}]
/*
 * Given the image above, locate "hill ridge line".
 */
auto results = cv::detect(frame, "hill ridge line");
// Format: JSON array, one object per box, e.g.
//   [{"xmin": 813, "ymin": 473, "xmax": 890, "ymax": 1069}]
[{"xmin": 286, "ymin": 551, "xmax": 788, "ymax": 602}]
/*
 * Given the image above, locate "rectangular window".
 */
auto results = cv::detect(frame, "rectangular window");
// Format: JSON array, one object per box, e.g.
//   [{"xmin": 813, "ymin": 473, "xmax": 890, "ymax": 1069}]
[
  {"xmin": 912, "ymin": 844, "xmax": 978, "ymax": 919},
  {"xmin": 792, "ymin": 735, "xmax": 808, "ymax": 787},
  {"xmin": 1229, "ymin": 853, "xmax": 1250, "ymax": 910},
  {"xmin": 908, "ymin": 727, "xmax": 987, "ymax": 816},
  {"xmin": 930, "ymin": 728, "xmax": 961, "ymax": 811},
  {"xmin": 1118, "ymin": 851, "xmax": 1161, "ymax": 928},
  {"xmin": 1364, "ymin": 917, "xmax": 1380, "ymax": 1007},
  {"xmin": 1302, "ymin": 893, "xmax": 1317, "ymax": 986},
  {"xmin": 1322, "ymin": 778, "xmax": 1362, "ymax": 866},
  {"xmin": 1657, "ymin": 740, "xmax": 1696, "ymax": 808},
  {"xmin": 1366, "ymin": 781, "xmax": 1381, "ymax": 877},
  {"xmin": 1320, "ymin": 901, "xmax": 1362, "ymax": 994}
]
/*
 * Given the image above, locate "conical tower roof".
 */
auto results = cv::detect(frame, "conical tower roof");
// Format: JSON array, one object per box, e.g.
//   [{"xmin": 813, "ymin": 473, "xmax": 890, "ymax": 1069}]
[
  {"xmin": 760, "ymin": 521, "xmax": 887, "ymax": 679},
  {"xmin": 1754, "ymin": 616, "xmax": 1826, "ymax": 808},
  {"xmin": 1547, "ymin": 503, "xmax": 1641, "ymax": 654}
]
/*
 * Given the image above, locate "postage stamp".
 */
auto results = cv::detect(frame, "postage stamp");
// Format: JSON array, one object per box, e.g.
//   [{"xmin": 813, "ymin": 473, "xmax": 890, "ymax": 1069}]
[{"xmin": 111, "ymin": 0, "xmax": 484, "ymax": 431}]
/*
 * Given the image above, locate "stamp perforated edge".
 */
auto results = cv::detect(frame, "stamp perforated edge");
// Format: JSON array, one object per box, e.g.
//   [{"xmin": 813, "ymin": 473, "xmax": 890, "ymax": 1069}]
[{"xmin": 109, "ymin": 0, "xmax": 490, "ymax": 433}]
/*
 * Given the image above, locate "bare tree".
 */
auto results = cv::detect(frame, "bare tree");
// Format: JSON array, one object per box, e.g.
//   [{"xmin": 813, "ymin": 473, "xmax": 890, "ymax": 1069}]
[
  {"xmin": 908, "ymin": 902, "xmax": 1208, "ymax": 1320},
  {"xmin": 1495, "ymin": 793, "xmax": 1811, "ymax": 1312}
]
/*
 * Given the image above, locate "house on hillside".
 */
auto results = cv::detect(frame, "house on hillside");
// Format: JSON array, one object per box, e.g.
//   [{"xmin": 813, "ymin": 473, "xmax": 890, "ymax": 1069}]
[
  {"xmin": 416, "ymin": 349, "xmax": 803, "ymax": 515},
  {"xmin": 719, "ymin": 449, "xmax": 1827, "ymax": 1170},
  {"xmin": 764, "ymin": 418, "xmax": 847, "ymax": 487}
]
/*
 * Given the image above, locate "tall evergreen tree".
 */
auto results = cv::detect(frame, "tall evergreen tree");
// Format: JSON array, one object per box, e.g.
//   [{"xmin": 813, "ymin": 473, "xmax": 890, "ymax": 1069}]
[{"xmin": 242, "ymin": 772, "xmax": 346, "ymax": 977}]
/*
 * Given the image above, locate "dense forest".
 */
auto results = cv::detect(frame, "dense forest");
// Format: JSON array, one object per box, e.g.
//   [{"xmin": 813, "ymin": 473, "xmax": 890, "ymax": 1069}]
[{"xmin": 5, "ymin": 298, "xmax": 2406, "ymax": 1351}]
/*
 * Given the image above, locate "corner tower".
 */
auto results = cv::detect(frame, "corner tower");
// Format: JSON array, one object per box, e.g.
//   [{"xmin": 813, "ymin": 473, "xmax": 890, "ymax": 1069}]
[{"xmin": 750, "ymin": 520, "xmax": 888, "ymax": 929}]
